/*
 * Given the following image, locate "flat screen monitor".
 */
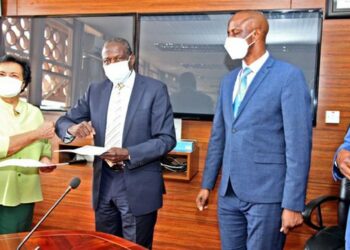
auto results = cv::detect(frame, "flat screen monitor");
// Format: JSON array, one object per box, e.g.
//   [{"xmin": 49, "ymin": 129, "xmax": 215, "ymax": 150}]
[{"xmin": 138, "ymin": 10, "xmax": 322, "ymax": 125}]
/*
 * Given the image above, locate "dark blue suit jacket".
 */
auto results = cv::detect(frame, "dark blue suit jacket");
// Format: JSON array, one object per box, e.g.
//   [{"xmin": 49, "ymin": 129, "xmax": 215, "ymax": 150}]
[
  {"xmin": 56, "ymin": 73, "xmax": 176, "ymax": 216},
  {"xmin": 202, "ymin": 56, "xmax": 312, "ymax": 212}
]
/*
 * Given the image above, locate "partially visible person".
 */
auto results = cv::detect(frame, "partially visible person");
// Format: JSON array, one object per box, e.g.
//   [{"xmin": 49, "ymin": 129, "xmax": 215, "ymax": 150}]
[
  {"xmin": 0, "ymin": 55, "xmax": 55, "ymax": 234},
  {"xmin": 333, "ymin": 128, "xmax": 350, "ymax": 248},
  {"xmin": 196, "ymin": 10, "xmax": 312, "ymax": 250},
  {"xmin": 170, "ymin": 72, "xmax": 214, "ymax": 114}
]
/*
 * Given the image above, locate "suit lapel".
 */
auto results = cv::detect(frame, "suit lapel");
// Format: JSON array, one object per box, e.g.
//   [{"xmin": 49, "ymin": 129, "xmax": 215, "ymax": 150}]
[
  {"xmin": 225, "ymin": 69, "xmax": 240, "ymax": 122},
  {"xmin": 233, "ymin": 57, "xmax": 274, "ymax": 121},
  {"xmin": 123, "ymin": 74, "xmax": 146, "ymax": 143},
  {"xmin": 99, "ymin": 80, "xmax": 113, "ymax": 145}
]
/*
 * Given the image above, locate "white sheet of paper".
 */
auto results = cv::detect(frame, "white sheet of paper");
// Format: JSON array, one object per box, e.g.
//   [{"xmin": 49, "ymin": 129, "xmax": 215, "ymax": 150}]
[
  {"xmin": 0, "ymin": 159, "xmax": 62, "ymax": 168},
  {"xmin": 174, "ymin": 118, "xmax": 182, "ymax": 140},
  {"xmin": 55, "ymin": 145, "xmax": 108, "ymax": 156}
]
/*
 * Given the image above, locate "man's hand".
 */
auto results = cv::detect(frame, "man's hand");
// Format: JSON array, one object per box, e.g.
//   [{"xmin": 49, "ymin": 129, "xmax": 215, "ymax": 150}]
[
  {"xmin": 68, "ymin": 121, "xmax": 95, "ymax": 138},
  {"xmin": 39, "ymin": 156, "xmax": 56, "ymax": 173},
  {"xmin": 196, "ymin": 189, "xmax": 210, "ymax": 211},
  {"xmin": 337, "ymin": 149, "xmax": 350, "ymax": 179},
  {"xmin": 100, "ymin": 147, "xmax": 129, "ymax": 165},
  {"xmin": 280, "ymin": 208, "xmax": 303, "ymax": 234},
  {"xmin": 36, "ymin": 121, "xmax": 55, "ymax": 140}
]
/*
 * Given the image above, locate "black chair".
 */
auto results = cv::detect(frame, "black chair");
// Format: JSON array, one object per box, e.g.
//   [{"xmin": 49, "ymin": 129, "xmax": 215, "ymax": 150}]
[{"xmin": 303, "ymin": 178, "xmax": 350, "ymax": 250}]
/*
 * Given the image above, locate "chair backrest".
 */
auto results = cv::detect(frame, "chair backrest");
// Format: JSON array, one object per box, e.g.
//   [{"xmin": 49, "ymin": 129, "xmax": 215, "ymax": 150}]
[{"xmin": 338, "ymin": 178, "xmax": 350, "ymax": 229}]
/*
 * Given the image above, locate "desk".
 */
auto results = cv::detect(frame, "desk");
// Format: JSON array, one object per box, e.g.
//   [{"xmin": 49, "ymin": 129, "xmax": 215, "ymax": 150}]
[{"xmin": 0, "ymin": 230, "xmax": 146, "ymax": 250}]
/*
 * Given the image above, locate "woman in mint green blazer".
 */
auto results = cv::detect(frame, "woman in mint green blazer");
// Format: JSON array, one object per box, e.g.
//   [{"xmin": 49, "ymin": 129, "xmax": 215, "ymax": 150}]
[{"xmin": 0, "ymin": 55, "xmax": 56, "ymax": 234}]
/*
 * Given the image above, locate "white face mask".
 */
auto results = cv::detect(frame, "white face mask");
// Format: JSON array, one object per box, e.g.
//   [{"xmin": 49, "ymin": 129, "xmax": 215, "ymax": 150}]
[
  {"xmin": 103, "ymin": 57, "xmax": 131, "ymax": 84},
  {"xmin": 224, "ymin": 31, "xmax": 256, "ymax": 60},
  {"xmin": 0, "ymin": 76, "xmax": 23, "ymax": 98}
]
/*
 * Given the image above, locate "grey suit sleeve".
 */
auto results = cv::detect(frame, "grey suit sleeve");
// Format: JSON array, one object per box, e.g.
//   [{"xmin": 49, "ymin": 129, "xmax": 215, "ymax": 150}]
[
  {"xmin": 201, "ymin": 81, "xmax": 225, "ymax": 190},
  {"xmin": 55, "ymin": 85, "xmax": 91, "ymax": 141},
  {"xmin": 281, "ymin": 67, "xmax": 312, "ymax": 212},
  {"xmin": 126, "ymin": 85, "xmax": 176, "ymax": 169}
]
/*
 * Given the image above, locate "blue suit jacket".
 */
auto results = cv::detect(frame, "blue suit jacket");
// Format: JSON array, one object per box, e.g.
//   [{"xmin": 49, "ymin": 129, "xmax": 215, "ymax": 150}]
[
  {"xmin": 332, "ymin": 128, "xmax": 350, "ymax": 247},
  {"xmin": 202, "ymin": 56, "xmax": 312, "ymax": 212},
  {"xmin": 55, "ymin": 73, "xmax": 176, "ymax": 216},
  {"xmin": 333, "ymin": 128, "xmax": 350, "ymax": 180}
]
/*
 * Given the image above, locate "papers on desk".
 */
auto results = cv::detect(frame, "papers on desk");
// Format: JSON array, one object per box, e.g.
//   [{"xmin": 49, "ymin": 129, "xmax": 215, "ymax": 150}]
[
  {"xmin": 55, "ymin": 145, "xmax": 108, "ymax": 156},
  {"xmin": 0, "ymin": 159, "xmax": 64, "ymax": 168}
]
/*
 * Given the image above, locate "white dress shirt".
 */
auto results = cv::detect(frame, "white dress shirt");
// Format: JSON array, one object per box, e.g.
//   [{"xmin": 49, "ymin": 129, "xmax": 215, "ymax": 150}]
[
  {"xmin": 105, "ymin": 70, "xmax": 135, "ymax": 148},
  {"xmin": 232, "ymin": 51, "xmax": 270, "ymax": 103}
]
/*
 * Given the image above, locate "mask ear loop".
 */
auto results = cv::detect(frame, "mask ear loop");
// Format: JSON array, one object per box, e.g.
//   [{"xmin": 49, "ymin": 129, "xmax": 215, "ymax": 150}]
[{"xmin": 245, "ymin": 30, "xmax": 256, "ymax": 46}]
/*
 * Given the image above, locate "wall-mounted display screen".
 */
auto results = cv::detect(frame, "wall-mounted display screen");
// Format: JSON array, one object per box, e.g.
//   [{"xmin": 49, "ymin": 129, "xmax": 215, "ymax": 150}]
[{"xmin": 138, "ymin": 10, "xmax": 322, "ymax": 124}]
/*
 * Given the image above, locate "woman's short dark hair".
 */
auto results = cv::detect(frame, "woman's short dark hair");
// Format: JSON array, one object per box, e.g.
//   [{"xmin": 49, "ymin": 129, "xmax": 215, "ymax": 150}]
[{"xmin": 0, "ymin": 54, "xmax": 32, "ymax": 92}]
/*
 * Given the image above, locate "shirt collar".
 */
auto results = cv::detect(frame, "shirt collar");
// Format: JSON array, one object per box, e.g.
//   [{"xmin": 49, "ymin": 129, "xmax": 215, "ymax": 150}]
[
  {"xmin": 0, "ymin": 97, "xmax": 26, "ymax": 116},
  {"xmin": 112, "ymin": 70, "xmax": 135, "ymax": 90},
  {"xmin": 242, "ymin": 50, "xmax": 269, "ymax": 74},
  {"xmin": 124, "ymin": 70, "xmax": 135, "ymax": 89}
]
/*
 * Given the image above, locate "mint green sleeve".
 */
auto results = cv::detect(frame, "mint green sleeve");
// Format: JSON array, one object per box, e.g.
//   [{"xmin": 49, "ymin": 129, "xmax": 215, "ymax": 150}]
[
  {"xmin": 0, "ymin": 135, "xmax": 9, "ymax": 159},
  {"xmin": 41, "ymin": 139, "xmax": 52, "ymax": 159},
  {"xmin": 35, "ymin": 109, "xmax": 52, "ymax": 159}
]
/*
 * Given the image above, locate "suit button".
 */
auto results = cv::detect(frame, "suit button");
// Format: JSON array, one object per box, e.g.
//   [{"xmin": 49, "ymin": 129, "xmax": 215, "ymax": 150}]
[{"xmin": 232, "ymin": 128, "xmax": 237, "ymax": 133}]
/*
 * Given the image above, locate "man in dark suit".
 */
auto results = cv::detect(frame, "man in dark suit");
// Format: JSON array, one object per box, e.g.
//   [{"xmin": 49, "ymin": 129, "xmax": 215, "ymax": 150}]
[
  {"xmin": 55, "ymin": 37, "xmax": 176, "ymax": 249},
  {"xmin": 196, "ymin": 11, "xmax": 312, "ymax": 250}
]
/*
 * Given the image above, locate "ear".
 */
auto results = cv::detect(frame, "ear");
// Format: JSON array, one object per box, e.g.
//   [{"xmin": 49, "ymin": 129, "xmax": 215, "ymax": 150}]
[
  {"xmin": 254, "ymin": 28, "xmax": 262, "ymax": 40},
  {"xmin": 129, "ymin": 54, "xmax": 136, "ymax": 69}
]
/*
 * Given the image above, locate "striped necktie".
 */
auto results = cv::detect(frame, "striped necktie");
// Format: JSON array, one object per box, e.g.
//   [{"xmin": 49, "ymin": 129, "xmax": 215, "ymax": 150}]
[
  {"xmin": 104, "ymin": 82, "xmax": 125, "ymax": 149},
  {"xmin": 233, "ymin": 67, "xmax": 252, "ymax": 118},
  {"xmin": 104, "ymin": 83, "xmax": 126, "ymax": 167}
]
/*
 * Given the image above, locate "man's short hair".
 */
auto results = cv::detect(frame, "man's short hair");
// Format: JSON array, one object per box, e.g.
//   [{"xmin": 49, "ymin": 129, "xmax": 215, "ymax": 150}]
[{"xmin": 104, "ymin": 37, "xmax": 132, "ymax": 56}]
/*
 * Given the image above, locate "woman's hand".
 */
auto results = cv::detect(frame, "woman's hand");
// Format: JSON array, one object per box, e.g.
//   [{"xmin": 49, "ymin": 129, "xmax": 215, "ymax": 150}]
[
  {"xmin": 7, "ymin": 121, "xmax": 55, "ymax": 157},
  {"xmin": 36, "ymin": 121, "xmax": 55, "ymax": 140},
  {"xmin": 39, "ymin": 156, "xmax": 56, "ymax": 173}
]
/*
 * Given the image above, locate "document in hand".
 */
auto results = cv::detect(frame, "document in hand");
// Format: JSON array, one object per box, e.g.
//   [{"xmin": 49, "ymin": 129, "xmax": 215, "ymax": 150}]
[
  {"xmin": 55, "ymin": 145, "xmax": 109, "ymax": 156},
  {"xmin": 0, "ymin": 159, "xmax": 58, "ymax": 168}
]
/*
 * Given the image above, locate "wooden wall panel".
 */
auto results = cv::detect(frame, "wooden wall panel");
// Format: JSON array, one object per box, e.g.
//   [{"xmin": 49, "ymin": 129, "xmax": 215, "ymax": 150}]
[
  {"xmin": 292, "ymin": 0, "xmax": 325, "ymax": 9},
  {"xmin": 2, "ymin": 0, "xmax": 16, "ymax": 16},
  {"xmin": 10, "ymin": 0, "xmax": 290, "ymax": 16}
]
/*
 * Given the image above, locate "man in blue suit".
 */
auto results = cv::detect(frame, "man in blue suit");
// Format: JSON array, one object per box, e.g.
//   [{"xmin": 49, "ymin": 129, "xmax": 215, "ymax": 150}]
[
  {"xmin": 333, "ymin": 128, "xmax": 350, "ymax": 248},
  {"xmin": 196, "ymin": 11, "xmax": 312, "ymax": 250},
  {"xmin": 55, "ymin": 38, "xmax": 176, "ymax": 249}
]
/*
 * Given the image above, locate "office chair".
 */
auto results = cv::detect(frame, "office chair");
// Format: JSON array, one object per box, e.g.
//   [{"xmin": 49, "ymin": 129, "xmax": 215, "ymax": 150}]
[{"xmin": 303, "ymin": 178, "xmax": 350, "ymax": 250}]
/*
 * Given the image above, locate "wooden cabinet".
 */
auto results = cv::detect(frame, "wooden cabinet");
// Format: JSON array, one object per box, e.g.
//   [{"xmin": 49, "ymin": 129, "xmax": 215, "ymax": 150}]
[{"xmin": 163, "ymin": 144, "xmax": 199, "ymax": 181}]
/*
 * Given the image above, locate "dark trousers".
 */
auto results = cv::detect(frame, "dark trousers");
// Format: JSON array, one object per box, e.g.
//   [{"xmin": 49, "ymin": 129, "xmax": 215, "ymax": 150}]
[
  {"xmin": 218, "ymin": 183, "xmax": 285, "ymax": 250},
  {"xmin": 95, "ymin": 166, "xmax": 157, "ymax": 249},
  {"xmin": 0, "ymin": 203, "xmax": 34, "ymax": 234}
]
